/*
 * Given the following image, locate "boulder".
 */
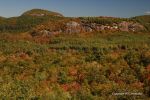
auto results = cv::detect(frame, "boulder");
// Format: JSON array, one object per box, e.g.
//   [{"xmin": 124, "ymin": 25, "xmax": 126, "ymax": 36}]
[
  {"xmin": 99, "ymin": 25, "xmax": 105, "ymax": 30},
  {"xmin": 83, "ymin": 26, "xmax": 93, "ymax": 32},
  {"xmin": 66, "ymin": 21, "xmax": 80, "ymax": 27},
  {"xmin": 66, "ymin": 21, "xmax": 81, "ymax": 33},
  {"xmin": 119, "ymin": 21, "xmax": 131, "ymax": 32},
  {"xmin": 130, "ymin": 23, "xmax": 145, "ymax": 31}
]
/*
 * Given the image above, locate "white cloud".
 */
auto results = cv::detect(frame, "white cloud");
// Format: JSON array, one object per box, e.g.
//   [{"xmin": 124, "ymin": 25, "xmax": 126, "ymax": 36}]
[{"xmin": 145, "ymin": 11, "xmax": 150, "ymax": 15}]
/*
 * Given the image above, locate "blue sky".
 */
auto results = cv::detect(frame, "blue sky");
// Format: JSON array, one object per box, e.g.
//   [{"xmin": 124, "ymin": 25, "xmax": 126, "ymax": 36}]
[{"xmin": 0, "ymin": 0, "xmax": 150, "ymax": 18}]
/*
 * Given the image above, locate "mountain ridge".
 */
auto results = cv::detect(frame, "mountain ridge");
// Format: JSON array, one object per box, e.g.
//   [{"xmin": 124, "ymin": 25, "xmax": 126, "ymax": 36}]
[
  {"xmin": 21, "ymin": 9, "xmax": 64, "ymax": 17},
  {"xmin": 0, "ymin": 9, "xmax": 149, "ymax": 34}
]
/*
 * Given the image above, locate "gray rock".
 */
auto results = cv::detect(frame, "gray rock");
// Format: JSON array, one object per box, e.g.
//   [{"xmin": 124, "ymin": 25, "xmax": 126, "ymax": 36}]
[
  {"xmin": 66, "ymin": 21, "xmax": 80, "ymax": 28},
  {"xmin": 119, "ymin": 21, "xmax": 144, "ymax": 32},
  {"xmin": 119, "ymin": 21, "xmax": 131, "ymax": 32},
  {"xmin": 66, "ymin": 21, "xmax": 81, "ymax": 33},
  {"xmin": 131, "ymin": 23, "xmax": 145, "ymax": 31}
]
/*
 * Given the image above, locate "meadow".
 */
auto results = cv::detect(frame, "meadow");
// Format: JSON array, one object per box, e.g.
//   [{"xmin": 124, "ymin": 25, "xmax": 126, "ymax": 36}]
[{"xmin": 0, "ymin": 32, "xmax": 150, "ymax": 99}]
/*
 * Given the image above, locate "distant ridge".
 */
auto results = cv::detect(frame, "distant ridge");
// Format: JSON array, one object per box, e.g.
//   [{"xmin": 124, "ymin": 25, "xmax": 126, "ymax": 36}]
[
  {"xmin": 21, "ymin": 9, "xmax": 64, "ymax": 17},
  {"xmin": 0, "ymin": 8, "xmax": 149, "ymax": 33}
]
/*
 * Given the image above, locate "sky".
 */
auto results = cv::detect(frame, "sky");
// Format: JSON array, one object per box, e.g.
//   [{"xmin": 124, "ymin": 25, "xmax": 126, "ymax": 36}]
[{"xmin": 0, "ymin": 0, "xmax": 150, "ymax": 18}]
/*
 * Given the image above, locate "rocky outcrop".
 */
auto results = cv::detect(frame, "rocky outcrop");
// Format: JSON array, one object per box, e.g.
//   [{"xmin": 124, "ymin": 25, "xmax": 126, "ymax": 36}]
[
  {"xmin": 65, "ymin": 21, "xmax": 95, "ymax": 33},
  {"xmin": 130, "ymin": 23, "xmax": 145, "ymax": 32},
  {"xmin": 65, "ymin": 21, "xmax": 119, "ymax": 33},
  {"xmin": 119, "ymin": 21, "xmax": 145, "ymax": 32},
  {"xmin": 31, "ymin": 21, "xmax": 145, "ymax": 36},
  {"xmin": 119, "ymin": 21, "xmax": 131, "ymax": 32},
  {"xmin": 66, "ymin": 21, "xmax": 81, "ymax": 33}
]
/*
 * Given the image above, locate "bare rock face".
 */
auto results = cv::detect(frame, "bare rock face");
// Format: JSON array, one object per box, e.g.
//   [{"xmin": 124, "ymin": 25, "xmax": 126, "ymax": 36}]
[
  {"xmin": 66, "ymin": 21, "xmax": 81, "ymax": 33},
  {"xmin": 119, "ymin": 21, "xmax": 131, "ymax": 32},
  {"xmin": 130, "ymin": 23, "xmax": 145, "ymax": 32},
  {"xmin": 99, "ymin": 25, "xmax": 105, "ymax": 30},
  {"xmin": 65, "ymin": 21, "xmax": 95, "ymax": 33},
  {"xmin": 119, "ymin": 21, "xmax": 145, "ymax": 32},
  {"xmin": 81, "ymin": 24, "xmax": 93, "ymax": 32},
  {"xmin": 31, "ymin": 20, "xmax": 145, "ymax": 36},
  {"xmin": 63, "ymin": 21, "xmax": 145, "ymax": 34}
]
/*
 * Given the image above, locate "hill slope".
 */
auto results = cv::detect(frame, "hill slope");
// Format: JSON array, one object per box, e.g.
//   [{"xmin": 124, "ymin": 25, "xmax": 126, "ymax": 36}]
[
  {"xmin": 132, "ymin": 15, "xmax": 150, "ymax": 31},
  {"xmin": 22, "ymin": 9, "xmax": 64, "ymax": 17},
  {"xmin": 0, "ymin": 9, "xmax": 149, "ymax": 33},
  {"xmin": 0, "ymin": 9, "xmax": 64, "ymax": 33}
]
